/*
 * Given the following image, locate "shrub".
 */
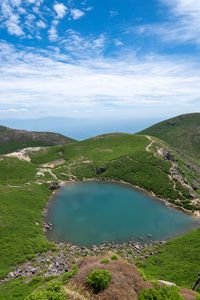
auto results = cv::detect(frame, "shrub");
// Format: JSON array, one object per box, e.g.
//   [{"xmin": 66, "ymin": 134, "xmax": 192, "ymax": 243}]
[
  {"xmin": 25, "ymin": 280, "xmax": 65, "ymax": 300},
  {"xmin": 86, "ymin": 269, "xmax": 112, "ymax": 294},
  {"xmin": 111, "ymin": 255, "xmax": 118, "ymax": 261},
  {"xmin": 196, "ymin": 294, "xmax": 200, "ymax": 300},
  {"xmin": 139, "ymin": 285, "xmax": 184, "ymax": 300},
  {"xmin": 62, "ymin": 265, "xmax": 78, "ymax": 283},
  {"xmin": 100, "ymin": 258, "xmax": 110, "ymax": 264}
]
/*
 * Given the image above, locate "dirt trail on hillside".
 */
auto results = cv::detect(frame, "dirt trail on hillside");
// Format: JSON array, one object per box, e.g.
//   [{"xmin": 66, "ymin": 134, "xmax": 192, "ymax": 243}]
[
  {"xmin": 145, "ymin": 136, "xmax": 154, "ymax": 152},
  {"xmin": 5, "ymin": 147, "xmax": 43, "ymax": 162}
]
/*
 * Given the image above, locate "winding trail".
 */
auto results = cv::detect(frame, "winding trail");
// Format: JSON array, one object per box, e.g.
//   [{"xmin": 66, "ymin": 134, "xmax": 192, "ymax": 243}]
[{"xmin": 145, "ymin": 136, "xmax": 154, "ymax": 153}]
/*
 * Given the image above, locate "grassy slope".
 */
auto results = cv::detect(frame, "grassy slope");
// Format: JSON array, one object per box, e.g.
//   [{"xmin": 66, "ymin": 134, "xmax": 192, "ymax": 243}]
[
  {"xmin": 0, "ymin": 158, "xmax": 52, "ymax": 278},
  {"xmin": 0, "ymin": 125, "xmax": 75, "ymax": 155},
  {"xmin": 139, "ymin": 228, "xmax": 200, "ymax": 289},
  {"xmin": 30, "ymin": 134, "xmax": 183, "ymax": 201},
  {"xmin": 0, "ymin": 132, "xmax": 200, "ymax": 298},
  {"xmin": 139, "ymin": 113, "xmax": 200, "ymax": 163}
]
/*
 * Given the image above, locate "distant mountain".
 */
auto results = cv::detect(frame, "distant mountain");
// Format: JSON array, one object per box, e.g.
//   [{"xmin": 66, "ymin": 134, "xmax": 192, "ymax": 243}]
[
  {"xmin": 0, "ymin": 125, "xmax": 75, "ymax": 154},
  {"xmin": 140, "ymin": 113, "xmax": 200, "ymax": 162},
  {"xmin": 0, "ymin": 116, "xmax": 160, "ymax": 140}
]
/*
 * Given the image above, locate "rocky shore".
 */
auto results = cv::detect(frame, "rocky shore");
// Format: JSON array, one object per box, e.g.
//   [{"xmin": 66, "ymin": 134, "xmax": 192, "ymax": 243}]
[{"xmin": 0, "ymin": 240, "xmax": 166, "ymax": 284}]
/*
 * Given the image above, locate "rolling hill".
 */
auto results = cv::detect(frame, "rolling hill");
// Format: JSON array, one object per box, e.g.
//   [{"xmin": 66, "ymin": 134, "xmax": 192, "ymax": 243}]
[
  {"xmin": 0, "ymin": 125, "xmax": 75, "ymax": 154},
  {"xmin": 1, "ymin": 118, "xmax": 200, "ymax": 299},
  {"xmin": 139, "ymin": 113, "xmax": 200, "ymax": 163}
]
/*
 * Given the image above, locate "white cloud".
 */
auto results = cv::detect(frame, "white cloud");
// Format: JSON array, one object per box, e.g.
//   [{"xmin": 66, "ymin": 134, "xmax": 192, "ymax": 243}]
[
  {"xmin": 1, "ymin": 0, "xmax": 24, "ymax": 36},
  {"xmin": 53, "ymin": 3, "xmax": 68, "ymax": 19},
  {"xmin": 113, "ymin": 39, "xmax": 123, "ymax": 46},
  {"xmin": 61, "ymin": 30, "xmax": 106, "ymax": 57},
  {"xmin": 0, "ymin": 108, "xmax": 28, "ymax": 113},
  {"xmin": 0, "ymin": 41, "xmax": 200, "ymax": 118},
  {"xmin": 71, "ymin": 8, "xmax": 85, "ymax": 20},
  {"xmin": 136, "ymin": 0, "xmax": 200, "ymax": 46},
  {"xmin": 36, "ymin": 20, "xmax": 46, "ymax": 29},
  {"xmin": 110, "ymin": 10, "xmax": 118, "ymax": 17},
  {"xmin": 6, "ymin": 16, "xmax": 24, "ymax": 36},
  {"xmin": 48, "ymin": 26, "xmax": 58, "ymax": 41}
]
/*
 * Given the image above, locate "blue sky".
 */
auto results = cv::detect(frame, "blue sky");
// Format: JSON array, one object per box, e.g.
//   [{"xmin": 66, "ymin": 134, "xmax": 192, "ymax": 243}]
[{"xmin": 0, "ymin": 0, "xmax": 200, "ymax": 121}]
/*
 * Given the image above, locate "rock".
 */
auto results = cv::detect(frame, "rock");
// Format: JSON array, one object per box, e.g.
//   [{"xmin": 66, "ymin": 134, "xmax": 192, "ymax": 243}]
[
  {"xmin": 44, "ymin": 223, "xmax": 53, "ymax": 230},
  {"xmin": 96, "ymin": 166, "xmax": 107, "ymax": 175},
  {"xmin": 158, "ymin": 280, "xmax": 176, "ymax": 287},
  {"xmin": 158, "ymin": 148, "xmax": 175, "ymax": 161},
  {"xmin": 48, "ymin": 182, "xmax": 60, "ymax": 191}
]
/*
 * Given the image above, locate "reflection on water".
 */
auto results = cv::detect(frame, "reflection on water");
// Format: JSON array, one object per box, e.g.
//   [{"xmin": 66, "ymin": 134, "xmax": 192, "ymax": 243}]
[{"xmin": 46, "ymin": 182, "xmax": 199, "ymax": 247}]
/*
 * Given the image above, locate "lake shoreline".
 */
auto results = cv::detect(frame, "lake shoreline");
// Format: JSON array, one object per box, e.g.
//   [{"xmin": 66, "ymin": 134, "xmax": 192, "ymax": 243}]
[
  {"xmin": 44, "ymin": 179, "xmax": 200, "ymax": 248},
  {"xmin": 56, "ymin": 178, "xmax": 200, "ymax": 219}
]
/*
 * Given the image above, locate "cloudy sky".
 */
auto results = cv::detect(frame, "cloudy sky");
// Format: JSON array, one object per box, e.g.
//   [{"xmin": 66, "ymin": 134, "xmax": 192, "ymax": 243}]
[{"xmin": 0, "ymin": 0, "xmax": 200, "ymax": 120}]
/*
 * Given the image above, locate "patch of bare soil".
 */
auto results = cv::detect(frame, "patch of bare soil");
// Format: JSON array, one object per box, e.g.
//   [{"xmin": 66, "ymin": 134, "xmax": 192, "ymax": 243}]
[
  {"xmin": 68, "ymin": 254, "xmax": 198, "ymax": 300},
  {"xmin": 69, "ymin": 254, "xmax": 151, "ymax": 300}
]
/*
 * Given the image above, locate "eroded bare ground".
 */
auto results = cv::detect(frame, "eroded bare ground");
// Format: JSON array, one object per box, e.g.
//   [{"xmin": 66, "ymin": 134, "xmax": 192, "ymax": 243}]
[
  {"xmin": 5, "ymin": 146, "xmax": 44, "ymax": 162},
  {"xmin": 68, "ymin": 254, "xmax": 197, "ymax": 300}
]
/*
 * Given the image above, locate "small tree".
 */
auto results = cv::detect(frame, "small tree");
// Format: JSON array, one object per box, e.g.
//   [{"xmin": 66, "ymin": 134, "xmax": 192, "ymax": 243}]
[{"xmin": 86, "ymin": 269, "xmax": 112, "ymax": 293}]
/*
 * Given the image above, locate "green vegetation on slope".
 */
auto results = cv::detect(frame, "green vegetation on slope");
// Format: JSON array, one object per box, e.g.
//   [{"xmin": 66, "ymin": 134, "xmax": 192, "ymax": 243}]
[
  {"xmin": 0, "ymin": 183, "xmax": 52, "ymax": 278},
  {"xmin": 0, "ymin": 125, "xmax": 75, "ymax": 154},
  {"xmin": 139, "ymin": 227, "xmax": 200, "ymax": 289},
  {"xmin": 0, "ymin": 157, "xmax": 36, "ymax": 185},
  {"xmin": 31, "ymin": 133, "xmax": 192, "ymax": 203},
  {"xmin": 0, "ymin": 129, "xmax": 200, "ymax": 299},
  {"xmin": 139, "ymin": 113, "xmax": 200, "ymax": 163}
]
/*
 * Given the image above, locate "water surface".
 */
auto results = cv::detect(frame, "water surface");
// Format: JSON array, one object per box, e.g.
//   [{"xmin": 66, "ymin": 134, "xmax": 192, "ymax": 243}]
[{"xmin": 46, "ymin": 182, "xmax": 199, "ymax": 247}]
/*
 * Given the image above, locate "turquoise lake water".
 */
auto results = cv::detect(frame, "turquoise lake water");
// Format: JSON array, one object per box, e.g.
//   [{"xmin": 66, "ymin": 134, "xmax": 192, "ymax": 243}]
[{"xmin": 46, "ymin": 182, "xmax": 199, "ymax": 247}]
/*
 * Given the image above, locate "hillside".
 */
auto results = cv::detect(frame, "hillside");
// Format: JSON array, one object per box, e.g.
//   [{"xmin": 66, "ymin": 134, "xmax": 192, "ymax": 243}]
[
  {"xmin": 139, "ymin": 113, "xmax": 200, "ymax": 163},
  {"xmin": 0, "ymin": 125, "xmax": 75, "ymax": 154},
  {"xmin": 0, "ymin": 128, "xmax": 200, "ymax": 299}
]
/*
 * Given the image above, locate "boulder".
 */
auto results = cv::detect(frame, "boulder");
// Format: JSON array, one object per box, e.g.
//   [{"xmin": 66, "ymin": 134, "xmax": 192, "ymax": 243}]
[
  {"xmin": 96, "ymin": 166, "xmax": 107, "ymax": 175},
  {"xmin": 48, "ymin": 182, "xmax": 60, "ymax": 191}
]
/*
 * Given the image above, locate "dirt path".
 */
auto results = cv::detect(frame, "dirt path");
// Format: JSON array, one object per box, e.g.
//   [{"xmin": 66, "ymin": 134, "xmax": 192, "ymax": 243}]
[
  {"xmin": 5, "ymin": 147, "xmax": 43, "ymax": 162},
  {"xmin": 145, "ymin": 136, "xmax": 154, "ymax": 152}
]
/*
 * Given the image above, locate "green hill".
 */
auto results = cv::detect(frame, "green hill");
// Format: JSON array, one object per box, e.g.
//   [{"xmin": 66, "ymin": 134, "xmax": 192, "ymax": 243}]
[
  {"xmin": 0, "ymin": 125, "xmax": 75, "ymax": 154},
  {"xmin": 139, "ymin": 113, "xmax": 200, "ymax": 163},
  {"xmin": 0, "ymin": 125, "xmax": 200, "ymax": 299}
]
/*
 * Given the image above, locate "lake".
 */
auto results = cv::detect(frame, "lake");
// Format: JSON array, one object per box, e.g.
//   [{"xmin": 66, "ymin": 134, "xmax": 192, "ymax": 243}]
[{"xmin": 46, "ymin": 182, "xmax": 199, "ymax": 247}]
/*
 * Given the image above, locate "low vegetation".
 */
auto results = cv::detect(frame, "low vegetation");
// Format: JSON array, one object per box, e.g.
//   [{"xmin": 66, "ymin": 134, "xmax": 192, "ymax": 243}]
[
  {"xmin": 139, "ymin": 285, "xmax": 184, "ymax": 300},
  {"xmin": 25, "ymin": 281, "xmax": 66, "ymax": 300},
  {"xmin": 140, "ymin": 113, "xmax": 200, "ymax": 164},
  {"xmin": 86, "ymin": 269, "xmax": 112, "ymax": 293},
  {"xmin": 1, "ymin": 114, "xmax": 200, "ymax": 299},
  {"xmin": 139, "ymin": 228, "xmax": 200, "ymax": 289},
  {"xmin": 0, "ymin": 183, "xmax": 52, "ymax": 278}
]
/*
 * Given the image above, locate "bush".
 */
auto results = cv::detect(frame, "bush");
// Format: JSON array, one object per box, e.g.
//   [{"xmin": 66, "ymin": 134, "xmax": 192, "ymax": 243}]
[
  {"xmin": 25, "ymin": 280, "xmax": 65, "ymax": 300},
  {"xmin": 111, "ymin": 255, "xmax": 118, "ymax": 261},
  {"xmin": 86, "ymin": 269, "xmax": 112, "ymax": 293},
  {"xmin": 100, "ymin": 258, "xmax": 109, "ymax": 264},
  {"xmin": 139, "ymin": 285, "xmax": 184, "ymax": 300},
  {"xmin": 62, "ymin": 265, "xmax": 78, "ymax": 283}
]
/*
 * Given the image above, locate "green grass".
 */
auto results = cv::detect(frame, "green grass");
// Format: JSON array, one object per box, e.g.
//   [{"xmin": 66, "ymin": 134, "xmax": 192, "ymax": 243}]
[
  {"xmin": 0, "ymin": 277, "xmax": 60, "ymax": 300},
  {"xmin": 0, "ymin": 157, "xmax": 36, "ymax": 185},
  {"xmin": 139, "ymin": 228, "xmax": 200, "ymax": 289},
  {"xmin": 0, "ymin": 183, "xmax": 52, "ymax": 278},
  {"xmin": 30, "ymin": 134, "xmax": 149, "ymax": 164},
  {"xmin": 140, "ymin": 113, "xmax": 200, "ymax": 163},
  {"xmin": 0, "ymin": 130, "xmax": 200, "ymax": 299},
  {"xmin": 0, "ymin": 141, "xmax": 47, "ymax": 155}
]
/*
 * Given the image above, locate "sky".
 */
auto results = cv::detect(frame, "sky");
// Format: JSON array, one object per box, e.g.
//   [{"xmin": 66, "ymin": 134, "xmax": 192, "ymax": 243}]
[{"xmin": 0, "ymin": 0, "xmax": 200, "ymax": 122}]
